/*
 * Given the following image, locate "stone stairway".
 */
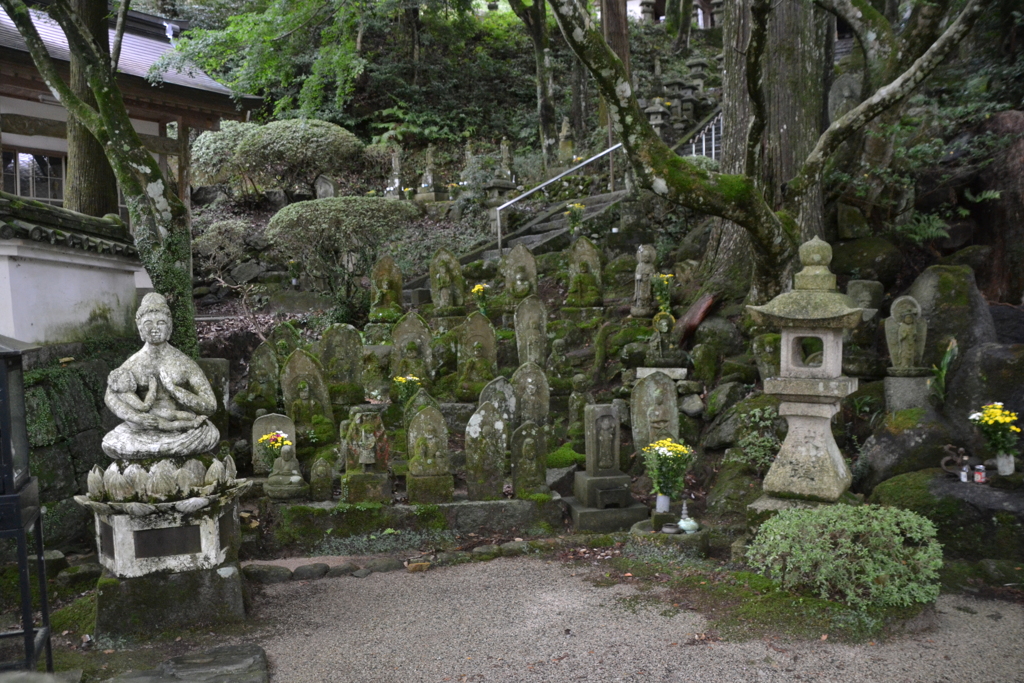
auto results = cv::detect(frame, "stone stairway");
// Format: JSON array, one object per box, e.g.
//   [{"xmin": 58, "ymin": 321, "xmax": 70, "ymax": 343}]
[{"xmin": 403, "ymin": 189, "xmax": 628, "ymax": 305}]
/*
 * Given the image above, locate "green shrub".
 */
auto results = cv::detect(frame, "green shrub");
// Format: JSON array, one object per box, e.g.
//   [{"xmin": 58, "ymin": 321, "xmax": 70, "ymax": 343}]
[
  {"xmin": 236, "ymin": 119, "xmax": 364, "ymax": 192},
  {"xmin": 190, "ymin": 120, "xmax": 257, "ymax": 188},
  {"xmin": 266, "ymin": 197, "xmax": 422, "ymax": 295},
  {"xmin": 729, "ymin": 406, "xmax": 782, "ymax": 477},
  {"xmin": 747, "ymin": 504, "xmax": 943, "ymax": 610}
]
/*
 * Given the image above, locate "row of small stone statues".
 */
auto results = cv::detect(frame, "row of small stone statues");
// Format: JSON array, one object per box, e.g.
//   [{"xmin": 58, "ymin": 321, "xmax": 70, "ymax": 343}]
[
  {"xmin": 372, "ymin": 239, "xmax": 663, "ymax": 323},
  {"xmin": 257, "ymin": 361, "xmax": 684, "ymax": 505}
]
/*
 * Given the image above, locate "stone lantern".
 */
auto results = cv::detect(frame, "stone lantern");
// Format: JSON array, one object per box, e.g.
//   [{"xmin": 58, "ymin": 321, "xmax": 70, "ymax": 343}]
[
  {"xmin": 640, "ymin": 0, "xmax": 655, "ymax": 23},
  {"xmin": 644, "ymin": 101, "xmax": 670, "ymax": 139},
  {"xmin": 710, "ymin": 0, "xmax": 724, "ymax": 27},
  {"xmin": 679, "ymin": 94, "xmax": 699, "ymax": 123},
  {"xmin": 663, "ymin": 76, "xmax": 687, "ymax": 99},
  {"xmin": 746, "ymin": 237, "xmax": 863, "ymax": 503}
]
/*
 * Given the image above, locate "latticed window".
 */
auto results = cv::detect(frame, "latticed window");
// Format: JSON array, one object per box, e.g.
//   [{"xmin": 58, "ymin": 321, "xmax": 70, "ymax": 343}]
[{"xmin": 1, "ymin": 149, "xmax": 64, "ymax": 206}]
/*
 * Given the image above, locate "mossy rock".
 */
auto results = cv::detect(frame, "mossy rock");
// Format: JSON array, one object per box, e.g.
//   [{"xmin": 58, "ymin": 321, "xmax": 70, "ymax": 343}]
[
  {"xmin": 907, "ymin": 265, "xmax": 996, "ymax": 368},
  {"xmin": 691, "ymin": 343, "xmax": 719, "ymax": 387},
  {"xmin": 705, "ymin": 458, "xmax": 763, "ymax": 520},
  {"xmin": 329, "ymin": 382, "xmax": 364, "ymax": 408},
  {"xmin": 857, "ymin": 407, "xmax": 958, "ymax": 493},
  {"xmin": 607, "ymin": 320, "xmax": 654, "ymax": 358},
  {"xmin": 944, "ymin": 343, "xmax": 1024, "ymax": 458},
  {"xmin": 831, "ymin": 237, "xmax": 903, "ymax": 288},
  {"xmin": 703, "ymin": 394, "xmax": 782, "ymax": 451},
  {"xmin": 751, "ymin": 333, "xmax": 780, "ymax": 382},
  {"xmin": 678, "ymin": 413, "xmax": 702, "ymax": 447},
  {"xmin": 704, "ymin": 381, "xmax": 747, "ymax": 422},
  {"xmin": 869, "ymin": 468, "xmax": 1024, "ymax": 561},
  {"xmin": 694, "ymin": 317, "xmax": 745, "ymax": 356}
]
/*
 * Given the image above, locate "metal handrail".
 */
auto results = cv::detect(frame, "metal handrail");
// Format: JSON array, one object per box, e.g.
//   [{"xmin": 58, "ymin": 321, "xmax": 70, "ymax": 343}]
[{"xmin": 495, "ymin": 143, "xmax": 623, "ymax": 252}]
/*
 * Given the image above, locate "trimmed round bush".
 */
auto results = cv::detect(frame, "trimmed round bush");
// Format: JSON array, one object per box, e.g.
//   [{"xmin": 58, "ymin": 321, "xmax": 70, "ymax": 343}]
[
  {"xmin": 236, "ymin": 119, "xmax": 364, "ymax": 192},
  {"xmin": 265, "ymin": 197, "xmax": 422, "ymax": 292},
  {"xmin": 746, "ymin": 504, "xmax": 943, "ymax": 610},
  {"xmin": 190, "ymin": 120, "xmax": 257, "ymax": 186}
]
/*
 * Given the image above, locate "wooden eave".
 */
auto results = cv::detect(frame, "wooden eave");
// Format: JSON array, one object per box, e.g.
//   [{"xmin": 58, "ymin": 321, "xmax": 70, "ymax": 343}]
[{"xmin": 0, "ymin": 46, "xmax": 248, "ymax": 130}]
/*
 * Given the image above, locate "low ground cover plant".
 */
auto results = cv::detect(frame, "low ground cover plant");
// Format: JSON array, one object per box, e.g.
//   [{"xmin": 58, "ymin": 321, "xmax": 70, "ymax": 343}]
[{"xmin": 746, "ymin": 504, "xmax": 943, "ymax": 610}]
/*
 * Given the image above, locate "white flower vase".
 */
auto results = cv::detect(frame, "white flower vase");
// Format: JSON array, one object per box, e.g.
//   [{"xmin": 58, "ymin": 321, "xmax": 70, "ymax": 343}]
[
  {"xmin": 655, "ymin": 494, "xmax": 671, "ymax": 513},
  {"xmin": 996, "ymin": 452, "xmax": 1016, "ymax": 476}
]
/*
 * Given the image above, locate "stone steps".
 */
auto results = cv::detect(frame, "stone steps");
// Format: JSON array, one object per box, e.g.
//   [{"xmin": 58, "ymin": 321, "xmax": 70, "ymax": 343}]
[{"xmin": 404, "ymin": 189, "xmax": 628, "ymax": 304}]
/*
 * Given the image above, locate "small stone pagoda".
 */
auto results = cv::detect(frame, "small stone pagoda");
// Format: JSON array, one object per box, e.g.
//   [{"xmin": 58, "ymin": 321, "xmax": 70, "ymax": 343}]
[{"xmin": 746, "ymin": 237, "xmax": 863, "ymax": 505}]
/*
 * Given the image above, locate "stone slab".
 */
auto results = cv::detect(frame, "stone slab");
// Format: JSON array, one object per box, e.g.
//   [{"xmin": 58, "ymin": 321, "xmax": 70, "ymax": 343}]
[
  {"xmin": 563, "ymin": 496, "xmax": 649, "ymax": 533},
  {"xmin": 884, "ymin": 375, "xmax": 932, "ymax": 412},
  {"xmin": 629, "ymin": 520, "xmax": 710, "ymax": 557},
  {"xmin": 636, "ymin": 367, "xmax": 688, "ymax": 380},
  {"xmin": 98, "ymin": 644, "xmax": 268, "ymax": 682},
  {"xmin": 95, "ymin": 563, "xmax": 246, "ymax": 637}
]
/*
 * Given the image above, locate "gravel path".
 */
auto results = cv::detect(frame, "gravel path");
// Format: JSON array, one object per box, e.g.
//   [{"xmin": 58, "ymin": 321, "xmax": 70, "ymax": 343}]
[{"xmin": 247, "ymin": 556, "xmax": 1024, "ymax": 683}]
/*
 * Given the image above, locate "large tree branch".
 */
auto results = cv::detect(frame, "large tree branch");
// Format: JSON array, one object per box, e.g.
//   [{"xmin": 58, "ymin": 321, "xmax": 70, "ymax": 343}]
[
  {"xmin": 546, "ymin": 0, "xmax": 796, "ymax": 268},
  {"xmin": 743, "ymin": 0, "xmax": 769, "ymax": 179},
  {"xmin": 0, "ymin": 0, "xmax": 102, "ymax": 130},
  {"xmin": 111, "ymin": 0, "xmax": 131, "ymax": 74},
  {"xmin": 813, "ymin": 0, "xmax": 895, "ymax": 91},
  {"xmin": 788, "ymin": 0, "xmax": 986, "ymax": 198},
  {"xmin": 50, "ymin": 0, "xmax": 110, "ymax": 69}
]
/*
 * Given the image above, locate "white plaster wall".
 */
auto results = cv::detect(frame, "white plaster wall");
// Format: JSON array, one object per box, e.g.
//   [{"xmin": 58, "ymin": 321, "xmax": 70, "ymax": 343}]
[{"xmin": 0, "ymin": 241, "xmax": 139, "ymax": 343}]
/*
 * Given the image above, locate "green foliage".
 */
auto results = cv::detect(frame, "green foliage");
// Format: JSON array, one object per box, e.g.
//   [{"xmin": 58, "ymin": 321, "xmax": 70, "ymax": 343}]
[
  {"xmin": 747, "ymin": 505, "xmax": 943, "ymax": 610},
  {"xmin": 892, "ymin": 212, "xmax": 950, "ymax": 246},
  {"xmin": 730, "ymin": 407, "xmax": 781, "ymax": 477},
  {"xmin": 235, "ymin": 119, "xmax": 364, "ymax": 192},
  {"xmin": 265, "ymin": 196, "xmax": 421, "ymax": 295},
  {"xmin": 190, "ymin": 121, "xmax": 257, "ymax": 188},
  {"xmin": 546, "ymin": 443, "xmax": 585, "ymax": 469},
  {"xmin": 930, "ymin": 338, "xmax": 958, "ymax": 405},
  {"xmin": 642, "ymin": 439, "xmax": 695, "ymax": 499}
]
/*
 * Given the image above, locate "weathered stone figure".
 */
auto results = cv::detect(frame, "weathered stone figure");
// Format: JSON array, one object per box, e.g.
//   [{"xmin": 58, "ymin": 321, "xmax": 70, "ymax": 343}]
[
  {"xmin": 630, "ymin": 244, "xmax": 657, "ymax": 317},
  {"xmin": 264, "ymin": 443, "xmax": 308, "ymax": 500},
  {"xmin": 885, "ymin": 296, "xmax": 927, "ymax": 373},
  {"xmin": 465, "ymin": 401, "xmax": 507, "ymax": 500},
  {"xmin": 309, "ymin": 458, "xmax": 333, "ymax": 501},
  {"xmin": 512, "ymin": 362, "xmax": 550, "ymax": 426},
  {"xmin": 281, "ymin": 350, "xmax": 334, "ymax": 445},
  {"xmin": 566, "ymin": 237, "xmax": 603, "ymax": 307},
  {"xmin": 315, "ymin": 323, "xmax": 363, "ymax": 388},
  {"xmin": 501, "ymin": 245, "xmax": 537, "ymax": 304},
  {"xmin": 631, "ymin": 371, "xmax": 679, "ymax": 449},
  {"xmin": 391, "ymin": 312, "xmax": 434, "ymax": 381},
  {"xmin": 645, "ymin": 312, "xmax": 687, "ymax": 367},
  {"xmin": 479, "ymin": 376, "xmax": 516, "ymax": 447},
  {"xmin": 595, "ymin": 413, "xmax": 618, "ymax": 470},
  {"xmin": 511, "ymin": 421, "xmax": 548, "ymax": 497},
  {"xmin": 102, "ymin": 293, "xmax": 219, "ymax": 459},
  {"xmin": 407, "ymin": 405, "xmax": 454, "ymax": 503},
  {"xmin": 369, "ymin": 256, "xmax": 404, "ymax": 322},
  {"xmin": 429, "ymin": 249, "xmax": 466, "ymax": 313},
  {"xmin": 242, "ymin": 341, "xmax": 279, "ymax": 413},
  {"xmin": 514, "ymin": 295, "xmax": 548, "ymax": 366}
]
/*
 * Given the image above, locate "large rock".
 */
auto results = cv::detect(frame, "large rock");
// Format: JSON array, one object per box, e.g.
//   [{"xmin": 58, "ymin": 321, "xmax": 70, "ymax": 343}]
[
  {"xmin": 989, "ymin": 305, "xmax": 1024, "ymax": 344},
  {"xmin": 907, "ymin": 265, "xmax": 996, "ymax": 367},
  {"xmin": 831, "ymin": 237, "xmax": 903, "ymax": 288},
  {"xmin": 693, "ymin": 317, "xmax": 745, "ymax": 356},
  {"xmin": 704, "ymin": 458, "xmax": 763, "ymax": 520},
  {"xmin": 869, "ymin": 468, "xmax": 1024, "ymax": 561},
  {"xmin": 944, "ymin": 343, "xmax": 1024, "ymax": 457},
  {"xmin": 702, "ymin": 394, "xmax": 782, "ymax": 452},
  {"xmin": 855, "ymin": 407, "xmax": 959, "ymax": 493}
]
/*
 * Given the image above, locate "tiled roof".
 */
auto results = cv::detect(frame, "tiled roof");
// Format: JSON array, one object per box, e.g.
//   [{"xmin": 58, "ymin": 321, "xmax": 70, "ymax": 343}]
[{"xmin": 0, "ymin": 5, "xmax": 233, "ymax": 97}]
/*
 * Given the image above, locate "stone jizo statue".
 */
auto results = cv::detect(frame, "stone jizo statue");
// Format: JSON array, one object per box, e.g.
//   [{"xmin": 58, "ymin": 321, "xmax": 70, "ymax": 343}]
[
  {"xmin": 646, "ymin": 312, "xmax": 686, "ymax": 367},
  {"xmin": 265, "ymin": 443, "xmax": 308, "ymax": 499},
  {"xmin": 631, "ymin": 244, "xmax": 657, "ymax": 317},
  {"xmin": 884, "ymin": 295, "xmax": 927, "ymax": 375},
  {"xmin": 102, "ymin": 293, "xmax": 219, "ymax": 459}
]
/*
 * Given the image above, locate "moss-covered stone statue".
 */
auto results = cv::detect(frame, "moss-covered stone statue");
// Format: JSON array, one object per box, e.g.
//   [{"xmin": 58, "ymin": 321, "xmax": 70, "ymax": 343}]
[
  {"xmin": 369, "ymin": 255, "xmax": 404, "ymax": 323},
  {"xmin": 264, "ymin": 443, "xmax": 309, "ymax": 499}
]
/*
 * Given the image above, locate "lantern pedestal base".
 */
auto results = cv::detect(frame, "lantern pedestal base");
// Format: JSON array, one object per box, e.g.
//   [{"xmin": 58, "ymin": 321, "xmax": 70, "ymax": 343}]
[
  {"xmin": 95, "ymin": 563, "xmax": 247, "ymax": 638},
  {"xmin": 884, "ymin": 375, "xmax": 931, "ymax": 412}
]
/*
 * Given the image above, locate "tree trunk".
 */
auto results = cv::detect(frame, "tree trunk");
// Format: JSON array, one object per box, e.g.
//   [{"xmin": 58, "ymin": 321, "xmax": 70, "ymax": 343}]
[
  {"xmin": 509, "ymin": 0, "xmax": 558, "ymax": 170},
  {"xmin": 671, "ymin": 0, "xmax": 693, "ymax": 54},
  {"xmin": 571, "ymin": 56, "xmax": 588, "ymax": 142},
  {"xmin": 65, "ymin": 0, "xmax": 118, "ymax": 217},
  {"xmin": 1, "ymin": 0, "xmax": 199, "ymax": 355}
]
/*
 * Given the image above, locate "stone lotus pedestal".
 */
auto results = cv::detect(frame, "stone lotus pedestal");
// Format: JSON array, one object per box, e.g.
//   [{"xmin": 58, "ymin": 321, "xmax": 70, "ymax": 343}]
[
  {"xmin": 75, "ymin": 461, "xmax": 251, "ymax": 637},
  {"xmin": 746, "ymin": 237, "xmax": 864, "ymax": 511}
]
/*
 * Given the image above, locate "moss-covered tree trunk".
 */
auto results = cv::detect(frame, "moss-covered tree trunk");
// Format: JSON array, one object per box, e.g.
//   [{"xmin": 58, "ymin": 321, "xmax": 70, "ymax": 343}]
[
  {"xmin": 545, "ymin": 0, "xmax": 986, "ymax": 304},
  {"xmin": 509, "ymin": 0, "xmax": 558, "ymax": 170},
  {"xmin": 1, "ymin": 0, "xmax": 199, "ymax": 356},
  {"xmin": 65, "ymin": 0, "xmax": 118, "ymax": 217}
]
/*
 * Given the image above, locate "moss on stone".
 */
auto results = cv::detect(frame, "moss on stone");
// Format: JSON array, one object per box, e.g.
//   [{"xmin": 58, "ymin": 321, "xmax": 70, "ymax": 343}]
[
  {"xmin": 691, "ymin": 343, "xmax": 719, "ymax": 387},
  {"xmin": 411, "ymin": 504, "xmax": 448, "ymax": 531},
  {"xmin": 869, "ymin": 468, "xmax": 1024, "ymax": 561},
  {"xmin": 329, "ymin": 382, "xmax": 365, "ymax": 407},
  {"xmin": 884, "ymin": 408, "xmax": 926, "ymax": 433},
  {"xmin": 50, "ymin": 593, "xmax": 96, "ymax": 635},
  {"xmin": 547, "ymin": 444, "xmax": 586, "ymax": 469}
]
